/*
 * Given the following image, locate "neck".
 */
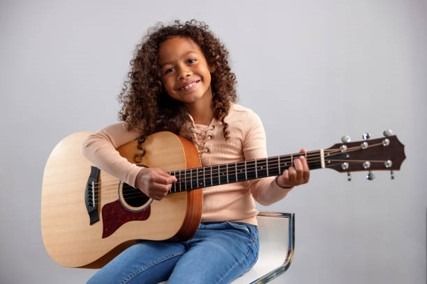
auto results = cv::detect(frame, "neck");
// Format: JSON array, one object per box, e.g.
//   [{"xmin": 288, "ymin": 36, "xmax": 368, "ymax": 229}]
[
  {"xmin": 191, "ymin": 110, "xmax": 213, "ymax": 125},
  {"xmin": 186, "ymin": 93, "xmax": 213, "ymax": 125},
  {"xmin": 168, "ymin": 150, "xmax": 324, "ymax": 193}
]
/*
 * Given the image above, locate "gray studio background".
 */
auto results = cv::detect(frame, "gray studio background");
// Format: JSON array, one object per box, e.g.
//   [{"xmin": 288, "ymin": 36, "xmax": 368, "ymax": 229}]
[{"xmin": 1, "ymin": 0, "xmax": 426, "ymax": 283}]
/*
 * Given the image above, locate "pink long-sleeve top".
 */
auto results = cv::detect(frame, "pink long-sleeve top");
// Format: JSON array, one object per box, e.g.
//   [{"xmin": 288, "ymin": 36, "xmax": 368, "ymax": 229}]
[{"xmin": 81, "ymin": 104, "xmax": 290, "ymax": 225}]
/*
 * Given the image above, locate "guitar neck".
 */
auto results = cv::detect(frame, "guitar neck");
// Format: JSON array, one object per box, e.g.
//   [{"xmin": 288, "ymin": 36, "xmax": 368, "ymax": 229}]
[{"xmin": 169, "ymin": 150, "xmax": 323, "ymax": 192}]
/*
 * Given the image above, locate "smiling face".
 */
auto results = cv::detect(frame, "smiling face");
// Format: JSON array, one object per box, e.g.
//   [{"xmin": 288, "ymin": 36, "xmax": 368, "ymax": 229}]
[{"xmin": 158, "ymin": 36, "xmax": 214, "ymax": 109}]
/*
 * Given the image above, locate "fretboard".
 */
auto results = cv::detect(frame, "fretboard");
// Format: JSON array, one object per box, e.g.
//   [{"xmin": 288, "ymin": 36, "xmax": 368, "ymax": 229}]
[{"xmin": 169, "ymin": 150, "xmax": 323, "ymax": 193}]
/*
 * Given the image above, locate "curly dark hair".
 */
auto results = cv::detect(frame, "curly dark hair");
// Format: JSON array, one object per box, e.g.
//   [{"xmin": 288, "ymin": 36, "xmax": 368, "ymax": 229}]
[{"xmin": 118, "ymin": 19, "xmax": 237, "ymax": 141}]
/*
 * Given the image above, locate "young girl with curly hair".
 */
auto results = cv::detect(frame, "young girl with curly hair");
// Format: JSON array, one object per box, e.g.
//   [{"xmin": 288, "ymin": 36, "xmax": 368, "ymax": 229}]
[{"xmin": 83, "ymin": 19, "xmax": 310, "ymax": 284}]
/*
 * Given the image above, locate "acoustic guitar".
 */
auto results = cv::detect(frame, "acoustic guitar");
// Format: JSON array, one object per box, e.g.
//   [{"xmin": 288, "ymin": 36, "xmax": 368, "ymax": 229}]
[{"xmin": 41, "ymin": 131, "xmax": 406, "ymax": 268}]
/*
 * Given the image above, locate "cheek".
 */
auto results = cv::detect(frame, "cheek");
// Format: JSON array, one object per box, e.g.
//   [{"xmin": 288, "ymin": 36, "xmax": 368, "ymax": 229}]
[
  {"xmin": 161, "ymin": 80, "xmax": 179, "ymax": 99},
  {"xmin": 161, "ymin": 78, "xmax": 173, "ymax": 91}
]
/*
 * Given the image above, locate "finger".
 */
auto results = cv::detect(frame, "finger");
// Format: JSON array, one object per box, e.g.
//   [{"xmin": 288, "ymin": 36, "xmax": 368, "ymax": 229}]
[
  {"xmin": 293, "ymin": 156, "xmax": 303, "ymax": 170},
  {"xmin": 151, "ymin": 173, "xmax": 176, "ymax": 186},
  {"xmin": 156, "ymin": 170, "xmax": 177, "ymax": 184},
  {"xmin": 286, "ymin": 167, "xmax": 297, "ymax": 183},
  {"xmin": 301, "ymin": 156, "xmax": 310, "ymax": 182},
  {"xmin": 296, "ymin": 153, "xmax": 310, "ymax": 180},
  {"xmin": 292, "ymin": 157, "xmax": 307, "ymax": 183},
  {"xmin": 282, "ymin": 168, "xmax": 289, "ymax": 178}
]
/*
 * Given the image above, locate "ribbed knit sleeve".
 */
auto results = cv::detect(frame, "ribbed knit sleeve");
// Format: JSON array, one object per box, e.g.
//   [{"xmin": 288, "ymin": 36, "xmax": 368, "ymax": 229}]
[
  {"xmin": 80, "ymin": 122, "xmax": 143, "ymax": 187},
  {"xmin": 238, "ymin": 107, "xmax": 291, "ymax": 205}
]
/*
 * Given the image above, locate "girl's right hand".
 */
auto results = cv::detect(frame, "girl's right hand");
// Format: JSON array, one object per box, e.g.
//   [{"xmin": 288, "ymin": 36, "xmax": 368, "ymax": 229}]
[{"xmin": 135, "ymin": 168, "xmax": 177, "ymax": 201}]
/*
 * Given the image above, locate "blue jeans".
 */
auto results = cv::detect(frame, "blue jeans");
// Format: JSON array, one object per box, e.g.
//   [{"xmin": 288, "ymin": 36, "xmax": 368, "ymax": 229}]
[{"xmin": 87, "ymin": 222, "xmax": 259, "ymax": 284}]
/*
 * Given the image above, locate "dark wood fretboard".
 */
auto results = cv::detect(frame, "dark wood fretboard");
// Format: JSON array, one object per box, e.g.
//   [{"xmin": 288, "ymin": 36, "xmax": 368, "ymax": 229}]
[{"xmin": 169, "ymin": 151, "xmax": 323, "ymax": 192}]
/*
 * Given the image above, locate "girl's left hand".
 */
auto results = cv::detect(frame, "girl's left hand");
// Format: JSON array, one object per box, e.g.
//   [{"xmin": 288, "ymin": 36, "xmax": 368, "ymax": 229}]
[{"xmin": 275, "ymin": 149, "xmax": 310, "ymax": 188}]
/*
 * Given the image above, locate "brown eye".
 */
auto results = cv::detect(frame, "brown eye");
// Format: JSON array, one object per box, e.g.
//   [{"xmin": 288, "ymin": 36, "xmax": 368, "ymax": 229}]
[{"xmin": 162, "ymin": 67, "xmax": 174, "ymax": 75}]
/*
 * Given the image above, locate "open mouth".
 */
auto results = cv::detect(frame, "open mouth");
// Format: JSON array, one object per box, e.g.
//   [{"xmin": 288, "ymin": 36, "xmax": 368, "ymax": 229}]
[{"xmin": 179, "ymin": 80, "xmax": 200, "ymax": 91}]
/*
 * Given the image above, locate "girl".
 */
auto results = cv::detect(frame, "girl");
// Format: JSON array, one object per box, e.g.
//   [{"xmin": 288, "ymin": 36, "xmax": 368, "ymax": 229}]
[{"xmin": 83, "ymin": 19, "xmax": 309, "ymax": 284}]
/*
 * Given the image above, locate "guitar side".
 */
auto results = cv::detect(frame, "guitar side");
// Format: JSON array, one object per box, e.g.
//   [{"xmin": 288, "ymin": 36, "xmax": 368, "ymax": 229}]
[{"xmin": 41, "ymin": 132, "xmax": 203, "ymax": 268}]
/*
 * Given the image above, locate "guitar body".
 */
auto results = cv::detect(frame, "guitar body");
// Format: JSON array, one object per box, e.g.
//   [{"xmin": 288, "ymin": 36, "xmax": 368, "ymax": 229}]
[{"xmin": 41, "ymin": 131, "xmax": 203, "ymax": 268}]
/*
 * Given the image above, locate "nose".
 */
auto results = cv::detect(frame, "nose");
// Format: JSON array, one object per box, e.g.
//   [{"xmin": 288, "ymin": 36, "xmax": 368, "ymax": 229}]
[{"xmin": 178, "ymin": 66, "xmax": 192, "ymax": 80}]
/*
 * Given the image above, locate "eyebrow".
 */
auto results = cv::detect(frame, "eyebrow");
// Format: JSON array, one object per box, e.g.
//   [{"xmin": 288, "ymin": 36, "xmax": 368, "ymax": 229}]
[{"xmin": 159, "ymin": 51, "xmax": 200, "ymax": 67}]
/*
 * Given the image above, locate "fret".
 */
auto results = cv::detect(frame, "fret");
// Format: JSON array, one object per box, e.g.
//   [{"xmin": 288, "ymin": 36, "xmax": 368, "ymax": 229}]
[
  {"xmin": 257, "ymin": 158, "xmax": 267, "ymax": 178},
  {"xmin": 180, "ymin": 170, "xmax": 184, "ymax": 191},
  {"xmin": 219, "ymin": 165, "xmax": 227, "ymax": 184},
  {"xmin": 191, "ymin": 168, "xmax": 196, "ymax": 189},
  {"xmin": 194, "ymin": 168, "xmax": 199, "ymax": 189},
  {"xmin": 246, "ymin": 160, "xmax": 256, "ymax": 179},
  {"xmin": 179, "ymin": 170, "xmax": 183, "ymax": 192},
  {"xmin": 269, "ymin": 156, "xmax": 281, "ymax": 176},
  {"xmin": 185, "ymin": 169, "xmax": 189, "ymax": 191},
  {"xmin": 227, "ymin": 163, "xmax": 237, "ymax": 183},
  {"xmin": 197, "ymin": 168, "xmax": 206, "ymax": 187},
  {"xmin": 191, "ymin": 168, "xmax": 198, "ymax": 189},
  {"xmin": 202, "ymin": 167, "xmax": 211, "ymax": 187},
  {"xmin": 266, "ymin": 158, "xmax": 269, "ymax": 176},
  {"xmin": 171, "ymin": 171, "xmax": 177, "ymax": 193},
  {"xmin": 172, "ymin": 171, "xmax": 177, "ymax": 192},
  {"xmin": 170, "ymin": 171, "xmax": 175, "ymax": 193},
  {"xmin": 236, "ymin": 162, "xmax": 246, "ymax": 181},
  {"xmin": 216, "ymin": 165, "xmax": 221, "ymax": 185},
  {"xmin": 182, "ymin": 169, "xmax": 186, "ymax": 190},
  {"xmin": 279, "ymin": 155, "xmax": 289, "ymax": 170},
  {"xmin": 254, "ymin": 160, "xmax": 258, "ymax": 178},
  {"xmin": 211, "ymin": 165, "xmax": 219, "ymax": 186},
  {"xmin": 218, "ymin": 164, "xmax": 221, "ymax": 185}
]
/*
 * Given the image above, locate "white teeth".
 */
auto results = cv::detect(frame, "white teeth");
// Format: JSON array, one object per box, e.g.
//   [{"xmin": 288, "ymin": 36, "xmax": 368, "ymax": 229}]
[{"xmin": 181, "ymin": 82, "xmax": 196, "ymax": 90}]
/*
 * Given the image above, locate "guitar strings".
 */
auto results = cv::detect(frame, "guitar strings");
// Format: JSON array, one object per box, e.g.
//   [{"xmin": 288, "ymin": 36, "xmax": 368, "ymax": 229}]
[
  {"xmin": 87, "ymin": 142, "xmax": 385, "ymax": 202},
  {"xmin": 82, "ymin": 151, "xmax": 324, "ymax": 202},
  {"xmin": 90, "ymin": 149, "xmax": 333, "ymax": 201},
  {"xmin": 87, "ymin": 151, "xmax": 326, "ymax": 201}
]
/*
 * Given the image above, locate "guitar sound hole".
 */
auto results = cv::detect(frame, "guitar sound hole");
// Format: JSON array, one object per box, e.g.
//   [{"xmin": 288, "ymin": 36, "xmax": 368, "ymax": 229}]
[{"xmin": 122, "ymin": 183, "xmax": 150, "ymax": 208}]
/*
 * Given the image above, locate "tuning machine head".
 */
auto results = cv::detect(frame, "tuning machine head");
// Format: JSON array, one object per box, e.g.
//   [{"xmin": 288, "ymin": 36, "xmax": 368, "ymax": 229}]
[
  {"xmin": 366, "ymin": 171, "xmax": 375, "ymax": 181},
  {"xmin": 383, "ymin": 129, "xmax": 394, "ymax": 137},
  {"xmin": 341, "ymin": 135, "xmax": 351, "ymax": 143}
]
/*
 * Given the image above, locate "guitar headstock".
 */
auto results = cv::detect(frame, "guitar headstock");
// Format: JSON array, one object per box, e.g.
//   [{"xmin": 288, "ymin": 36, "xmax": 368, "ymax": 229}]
[{"xmin": 324, "ymin": 131, "xmax": 406, "ymax": 180}]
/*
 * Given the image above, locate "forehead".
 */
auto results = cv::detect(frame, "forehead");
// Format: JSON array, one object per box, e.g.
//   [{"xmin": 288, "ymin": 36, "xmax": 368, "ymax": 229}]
[{"xmin": 158, "ymin": 37, "xmax": 204, "ymax": 64}]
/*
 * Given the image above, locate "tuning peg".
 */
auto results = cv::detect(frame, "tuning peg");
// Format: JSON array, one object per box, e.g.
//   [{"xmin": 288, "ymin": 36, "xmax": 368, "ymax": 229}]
[
  {"xmin": 341, "ymin": 135, "xmax": 351, "ymax": 143},
  {"xmin": 362, "ymin": 132, "xmax": 371, "ymax": 140},
  {"xmin": 383, "ymin": 129, "xmax": 394, "ymax": 137},
  {"xmin": 366, "ymin": 171, "xmax": 375, "ymax": 181}
]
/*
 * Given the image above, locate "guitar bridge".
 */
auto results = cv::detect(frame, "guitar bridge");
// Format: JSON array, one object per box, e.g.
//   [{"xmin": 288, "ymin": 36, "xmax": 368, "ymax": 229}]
[{"xmin": 85, "ymin": 166, "xmax": 100, "ymax": 225}]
